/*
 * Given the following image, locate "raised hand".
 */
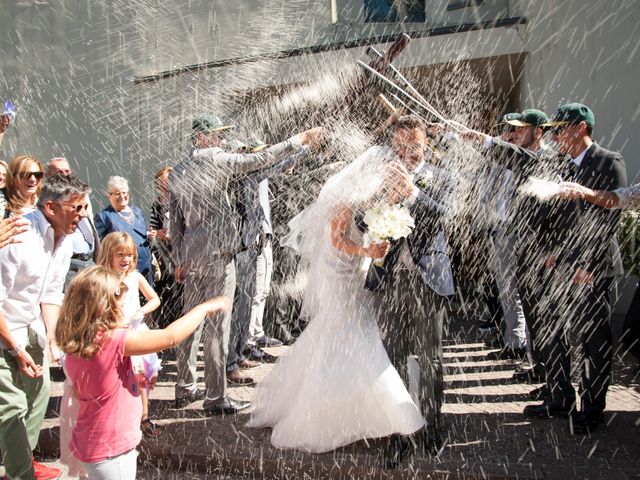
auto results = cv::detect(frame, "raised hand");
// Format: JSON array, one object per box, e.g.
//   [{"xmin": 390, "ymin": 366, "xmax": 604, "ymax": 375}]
[
  {"xmin": 384, "ymin": 161, "xmax": 414, "ymax": 204},
  {"xmin": 200, "ymin": 296, "xmax": 231, "ymax": 315},
  {"xmin": 0, "ymin": 216, "xmax": 29, "ymax": 248},
  {"xmin": 300, "ymin": 127, "xmax": 325, "ymax": 151},
  {"xmin": 558, "ymin": 181, "xmax": 593, "ymax": 200}
]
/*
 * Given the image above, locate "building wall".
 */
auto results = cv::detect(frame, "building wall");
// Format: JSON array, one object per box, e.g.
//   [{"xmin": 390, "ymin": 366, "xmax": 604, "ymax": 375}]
[
  {"xmin": 0, "ymin": 0, "xmax": 638, "ymax": 212},
  {"xmin": 512, "ymin": 0, "xmax": 640, "ymax": 181}
]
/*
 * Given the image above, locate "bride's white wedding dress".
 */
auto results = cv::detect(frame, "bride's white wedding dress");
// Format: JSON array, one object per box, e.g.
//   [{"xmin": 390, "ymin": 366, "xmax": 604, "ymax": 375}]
[{"xmin": 247, "ymin": 203, "xmax": 425, "ymax": 452}]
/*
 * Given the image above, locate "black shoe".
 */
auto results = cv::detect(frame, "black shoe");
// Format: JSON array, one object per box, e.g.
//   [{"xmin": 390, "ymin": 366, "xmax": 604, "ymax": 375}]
[
  {"xmin": 418, "ymin": 425, "xmax": 445, "ymax": 456},
  {"xmin": 174, "ymin": 388, "xmax": 206, "ymax": 409},
  {"xmin": 204, "ymin": 397, "xmax": 252, "ymax": 416},
  {"xmin": 246, "ymin": 346, "xmax": 277, "ymax": 363},
  {"xmin": 523, "ymin": 400, "xmax": 574, "ymax": 419},
  {"xmin": 512, "ymin": 364, "xmax": 545, "ymax": 383},
  {"xmin": 529, "ymin": 385, "xmax": 551, "ymax": 400},
  {"xmin": 486, "ymin": 347, "xmax": 527, "ymax": 361},
  {"xmin": 569, "ymin": 410, "xmax": 605, "ymax": 435},
  {"xmin": 256, "ymin": 336, "xmax": 283, "ymax": 348},
  {"xmin": 382, "ymin": 434, "xmax": 407, "ymax": 469}
]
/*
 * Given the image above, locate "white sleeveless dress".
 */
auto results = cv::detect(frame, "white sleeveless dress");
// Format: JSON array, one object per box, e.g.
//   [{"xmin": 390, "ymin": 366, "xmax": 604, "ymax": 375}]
[{"xmin": 247, "ymin": 216, "xmax": 425, "ymax": 452}]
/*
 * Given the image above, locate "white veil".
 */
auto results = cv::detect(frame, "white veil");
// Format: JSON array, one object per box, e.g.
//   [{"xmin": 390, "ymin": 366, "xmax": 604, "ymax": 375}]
[{"xmin": 281, "ymin": 144, "xmax": 396, "ymax": 317}]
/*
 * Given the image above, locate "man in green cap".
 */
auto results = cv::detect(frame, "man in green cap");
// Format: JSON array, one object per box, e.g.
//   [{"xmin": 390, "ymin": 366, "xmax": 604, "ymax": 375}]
[
  {"xmin": 530, "ymin": 102, "xmax": 627, "ymax": 433},
  {"xmin": 170, "ymin": 114, "xmax": 323, "ymax": 415},
  {"xmin": 506, "ymin": 109, "xmax": 552, "ymax": 155}
]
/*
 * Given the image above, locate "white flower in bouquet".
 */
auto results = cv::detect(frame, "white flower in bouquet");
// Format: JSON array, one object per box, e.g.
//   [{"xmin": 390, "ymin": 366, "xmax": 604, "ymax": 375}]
[
  {"xmin": 363, "ymin": 203, "xmax": 415, "ymax": 266},
  {"xmin": 417, "ymin": 170, "xmax": 434, "ymax": 189}
]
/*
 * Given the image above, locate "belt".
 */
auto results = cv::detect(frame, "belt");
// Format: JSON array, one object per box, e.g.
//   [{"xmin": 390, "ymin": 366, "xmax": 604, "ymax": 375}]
[{"xmin": 72, "ymin": 253, "xmax": 93, "ymax": 261}]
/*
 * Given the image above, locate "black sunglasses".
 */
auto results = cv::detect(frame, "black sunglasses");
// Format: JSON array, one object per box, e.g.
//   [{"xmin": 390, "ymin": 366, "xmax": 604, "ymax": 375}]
[{"xmin": 18, "ymin": 171, "xmax": 44, "ymax": 181}]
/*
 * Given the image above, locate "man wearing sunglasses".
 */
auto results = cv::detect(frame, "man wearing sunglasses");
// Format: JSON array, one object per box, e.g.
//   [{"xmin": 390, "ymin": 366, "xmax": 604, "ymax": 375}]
[
  {"xmin": 0, "ymin": 174, "xmax": 90, "ymax": 480},
  {"xmin": 532, "ymin": 103, "xmax": 627, "ymax": 434},
  {"xmin": 47, "ymin": 157, "xmax": 101, "ymax": 287}
]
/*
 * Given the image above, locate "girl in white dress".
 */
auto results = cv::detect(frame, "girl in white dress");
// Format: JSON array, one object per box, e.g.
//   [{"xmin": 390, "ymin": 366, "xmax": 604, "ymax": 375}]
[
  {"xmin": 97, "ymin": 232, "xmax": 162, "ymax": 436},
  {"xmin": 247, "ymin": 146, "xmax": 425, "ymax": 452}
]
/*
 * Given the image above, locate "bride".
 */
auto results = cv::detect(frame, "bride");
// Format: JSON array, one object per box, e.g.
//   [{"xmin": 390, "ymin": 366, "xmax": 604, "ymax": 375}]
[{"xmin": 247, "ymin": 145, "xmax": 425, "ymax": 453}]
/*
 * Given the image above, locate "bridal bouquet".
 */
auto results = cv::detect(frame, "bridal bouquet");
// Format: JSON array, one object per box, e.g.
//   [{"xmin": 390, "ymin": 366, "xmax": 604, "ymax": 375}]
[{"xmin": 363, "ymin": 203, "xmax": 415, "ymax": 266}]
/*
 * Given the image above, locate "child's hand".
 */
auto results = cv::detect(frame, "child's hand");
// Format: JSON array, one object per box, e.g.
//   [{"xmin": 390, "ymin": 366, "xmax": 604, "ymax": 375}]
[{"xmin": 200, "ymin": 296, "xmax": 231, "ymax": 315}]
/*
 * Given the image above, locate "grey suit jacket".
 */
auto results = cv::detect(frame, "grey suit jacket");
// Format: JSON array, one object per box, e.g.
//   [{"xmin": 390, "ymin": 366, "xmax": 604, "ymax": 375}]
[
  {"xmin": 238, "ymin": 146, "xmax": 311, "ymax": 249},
  {"xmin": 170, "ymin": 135, "xmax": 304, "ymax": 266}
]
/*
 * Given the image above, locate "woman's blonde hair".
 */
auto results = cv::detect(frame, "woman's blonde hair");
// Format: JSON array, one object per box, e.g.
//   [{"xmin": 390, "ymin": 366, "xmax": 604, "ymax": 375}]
[
  {"xmin": 56, "ymin": 266, "xmax": 127, "ymax": 359},
  {"xmin": 6, "ymin": 155, "xmax": 44, "ymax": 214},
  {"xmin": 97, "ymin": 232, "xmax": 138, "ymax": 275}
]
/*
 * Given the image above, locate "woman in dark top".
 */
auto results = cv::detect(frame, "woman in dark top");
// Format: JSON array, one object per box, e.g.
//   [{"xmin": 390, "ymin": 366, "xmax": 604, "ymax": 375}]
[{"xmin": 94, "ymin": 175, "xmax": 156, "ymax": 286}]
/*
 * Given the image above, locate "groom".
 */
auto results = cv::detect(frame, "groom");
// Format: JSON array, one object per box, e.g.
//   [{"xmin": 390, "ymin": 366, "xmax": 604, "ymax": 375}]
[{"xmin": 365, "ymin": 115, "xmax": 454, "ymax": 466}]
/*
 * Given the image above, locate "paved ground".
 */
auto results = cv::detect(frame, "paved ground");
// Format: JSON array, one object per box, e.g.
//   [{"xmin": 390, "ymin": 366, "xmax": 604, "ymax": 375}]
[{"xmin": 3, "ymin": 308, "xmax": 640, "ymax": 479}]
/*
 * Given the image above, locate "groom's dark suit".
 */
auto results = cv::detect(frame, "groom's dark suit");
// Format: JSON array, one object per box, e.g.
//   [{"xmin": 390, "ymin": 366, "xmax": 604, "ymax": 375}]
[{"xmin": 364, "ymin": 161, "xmax": 454, "ymax": 431}]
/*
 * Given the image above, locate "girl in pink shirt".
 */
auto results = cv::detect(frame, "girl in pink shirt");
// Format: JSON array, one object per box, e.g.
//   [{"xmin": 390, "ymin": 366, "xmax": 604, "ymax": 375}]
[{"xmin": 56, "ymin": 266, "xmax": 228, "ymax": 479}]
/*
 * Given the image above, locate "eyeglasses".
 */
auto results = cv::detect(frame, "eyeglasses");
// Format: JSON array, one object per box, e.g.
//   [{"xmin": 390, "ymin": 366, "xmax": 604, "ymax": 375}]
[
  {"xmin": 109, "ymin": 191, "xmax": 129, "ymax": 198},
  {"xmin": 57, "ymin": 201, "xmax": 89, "ymax": 214},
  {"xmin": 18, "ymin": 171, "xmax": 44, "ymax": 181}
]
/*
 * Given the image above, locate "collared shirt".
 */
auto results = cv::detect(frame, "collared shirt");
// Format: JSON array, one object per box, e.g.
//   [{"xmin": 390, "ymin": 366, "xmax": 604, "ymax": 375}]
[
  {"xmin": 0, "ymin": 209, "xmax": 72, "ymax": 349},
  {"xmin": 571, "ymin": 143, "xmax": 593, "ymax": 168},
  {"xmin": 69, "ymin": 218, "xmax": 94, "ymax": 255}
]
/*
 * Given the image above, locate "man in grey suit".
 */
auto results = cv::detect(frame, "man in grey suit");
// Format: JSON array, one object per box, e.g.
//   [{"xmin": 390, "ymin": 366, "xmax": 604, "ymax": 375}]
[{"xmin": 170, "ymin": 115, "xmax": 321, "ymax": 415}]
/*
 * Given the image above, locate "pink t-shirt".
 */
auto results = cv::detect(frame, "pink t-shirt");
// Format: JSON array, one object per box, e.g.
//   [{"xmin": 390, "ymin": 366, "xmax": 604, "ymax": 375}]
[{"xmin": 64, "ymin": 329, "xmax": 142, "ymax": 463}]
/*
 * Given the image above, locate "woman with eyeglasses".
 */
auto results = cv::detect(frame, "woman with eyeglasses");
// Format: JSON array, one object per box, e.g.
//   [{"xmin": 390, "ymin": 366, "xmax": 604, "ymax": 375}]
[
  {"xmin": 94, "ymin": 176, "xmax": 156, "ymax": 286},
  {"xmin": 4, "ymin": 155, "xmax": 45, "ymax": 218}
]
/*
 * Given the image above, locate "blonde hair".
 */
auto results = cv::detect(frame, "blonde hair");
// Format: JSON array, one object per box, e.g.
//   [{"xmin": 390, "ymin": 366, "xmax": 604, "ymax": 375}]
[
  {"xmin": 56, "ymin": 266, "xmax": 127, "ymax": 359},
  {"xmin": 6, "ymin": 155, "xmax": 44, "ymax": 214},
  {"xmin": 97, "ymin": 232, "xmax": 138, "ymax": 275}
]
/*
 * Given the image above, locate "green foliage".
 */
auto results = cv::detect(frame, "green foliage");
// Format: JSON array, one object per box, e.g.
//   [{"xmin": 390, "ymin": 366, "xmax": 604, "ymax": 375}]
[{"xmin": 619, "ymin": 210, "xmax": 640, "ymax": 277}]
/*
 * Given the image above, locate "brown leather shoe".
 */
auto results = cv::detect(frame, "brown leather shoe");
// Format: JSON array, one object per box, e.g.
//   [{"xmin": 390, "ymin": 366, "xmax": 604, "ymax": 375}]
[
  {"xmin": 227, "ymin": 369, "xmax": 256, "ymax": 386},
  {"xmin": 238, "ymin": 359, "xmax": 261, "ymax": 369}
]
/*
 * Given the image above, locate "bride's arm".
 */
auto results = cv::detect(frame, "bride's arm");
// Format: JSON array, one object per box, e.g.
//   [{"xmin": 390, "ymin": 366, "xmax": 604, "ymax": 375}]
[{"xmin": 330, "ymin": 207, "xmax": 388, "ymax": 258}]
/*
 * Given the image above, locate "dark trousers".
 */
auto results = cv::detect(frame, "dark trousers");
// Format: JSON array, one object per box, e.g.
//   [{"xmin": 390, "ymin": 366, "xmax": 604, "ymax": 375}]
[
  {"xmin": 620, "ymin": 281, "xmax": 640, "ymax": 362},
  {"xmin": 227, "ymin": 249, "xmax": 257, "ymax": 371},
  {"xmin": 516, "ymin": 253, "xmax": 550, "ymax": 368},
  {"xmin": 542, "ymin": 266, "xmax": 614, "ymax": 413},
  {"xmin": 64, "ymin": 257, "xmax": 95, "ymax": 290},
  {"xmin": 376, "ymin": 266, "xmax": 446, "ymax": 425}
]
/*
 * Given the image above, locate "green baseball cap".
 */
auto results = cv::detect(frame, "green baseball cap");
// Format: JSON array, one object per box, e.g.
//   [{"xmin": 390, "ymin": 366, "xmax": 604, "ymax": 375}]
[
  {"xmin": 542, "ymin": 103, "xmax": 595, "ymax": 129},
  {"xmin": 497, "ymin": 112, "xmax": 521, "ymax": 125},
  {"xmin": 192, "ymin": 114, "xmax": 234, "ymax": 134},
  {"xmin": 506, "ymin": 109, "xmax": 549, "ymax": 127}
]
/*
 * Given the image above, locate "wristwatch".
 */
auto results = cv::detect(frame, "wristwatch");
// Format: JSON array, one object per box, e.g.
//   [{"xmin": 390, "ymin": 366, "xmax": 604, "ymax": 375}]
[{"xmin": 7, "ymin": 345, "xmax": 25, "ymax": 357}]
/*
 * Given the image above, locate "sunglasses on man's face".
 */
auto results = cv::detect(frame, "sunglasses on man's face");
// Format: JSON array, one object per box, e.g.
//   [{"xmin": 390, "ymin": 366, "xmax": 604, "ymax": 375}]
[
  {"xmin": 18, "ymin": 171, "xmax": 44, "ymax": 181},
  {"xmin": 57, "ymin": 201, "xmax": 89, "ymax": 214}
]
